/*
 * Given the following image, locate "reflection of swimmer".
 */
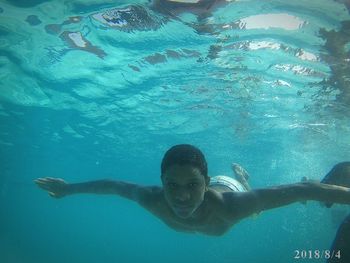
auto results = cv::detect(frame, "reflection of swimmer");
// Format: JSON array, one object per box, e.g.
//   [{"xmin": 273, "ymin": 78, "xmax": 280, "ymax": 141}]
[
  {"xmin": 45, "ymin": 16, "xmax": 82, "ymax": 35},
  {"xmin": 328, "ymin": 213, "xmax": 350, "ymax": 263},
  {"xmin": 92, "ymin": 0, "xmax": 231, "ymax": 35},
  {"xmin": 151, "ymin": 0, "xmax": 229, "ymax": 17},
  {"xmin": 90, "ymin": 0, "xmax": 231, "ymax": 33},
  {"xmin": 44, "ymin": 15, "xmax": 106, "ymax": 58},
  {"xmin": 44, "ymin": 5, "xmax": 166, "ymax": 58},
  {"xmin": 151, "ymin": 0, "xmax": 232, "ymax": 35},
  {"xmin": 43, "ymin": 1, "xmax": 230, "ymax": 59},
  {"xmin": 35, "ymin": 144, "xmax": 350, "ymax": 236},
  {"xmin": 60, "ymin": 31, "xmax": 106, "ymax": 58},
  {"xmin": 91, "ymin": 5, "xmax": 165, "ymax": 32}
]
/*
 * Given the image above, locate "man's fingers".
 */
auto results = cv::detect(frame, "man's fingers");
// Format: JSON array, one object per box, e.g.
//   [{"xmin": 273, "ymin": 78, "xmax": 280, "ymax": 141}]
[
  {"xmin": 49, "ymin": 192, "xmax": 61, "ymax": 198},
  {"xmin": 34, "ymin": 179, "xmax": 54, "ymax": 191},
  {"xmin": 34, "ymin": 177, "xmax": 66, "ymax": 198},
  {"xmin": 35, "ymin": 177, "xmax": 61, "ymax": 182},
  {"xmin": 34, "ymin": 177, "xmax": 64, "ymax": 186},
  {"xmin": 34, "ymin": 178, "xmax": 47, "ymax": 183},
  {"xmin": 34, "ymin": 179, "xmax": 46, "ymax": 187},
  {"xmin": 34, "ymin": 178, "xmax": 54, "ymax": 184}
]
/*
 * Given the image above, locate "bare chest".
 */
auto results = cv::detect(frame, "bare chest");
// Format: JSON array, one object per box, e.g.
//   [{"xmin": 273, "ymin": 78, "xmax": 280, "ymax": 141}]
[
  {"xmin": 142, "ymin": 190, "xmax": 233, "ymax": 236},
  {"xmin": 151, "ymin": 201, "xmax": 231, "ymax": 235}
]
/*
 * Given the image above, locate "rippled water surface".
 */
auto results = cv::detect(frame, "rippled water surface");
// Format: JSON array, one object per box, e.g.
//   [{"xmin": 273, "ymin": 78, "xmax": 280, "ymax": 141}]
[{"xmin": 0, "ymin": 0, "xmax": 350, "ymax": 262}]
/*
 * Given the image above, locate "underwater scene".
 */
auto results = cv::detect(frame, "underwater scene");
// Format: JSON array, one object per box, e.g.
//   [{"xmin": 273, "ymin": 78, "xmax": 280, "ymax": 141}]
[{"xmin": 1, "ymin": 0, "xmax": 350, "ymax": 262}]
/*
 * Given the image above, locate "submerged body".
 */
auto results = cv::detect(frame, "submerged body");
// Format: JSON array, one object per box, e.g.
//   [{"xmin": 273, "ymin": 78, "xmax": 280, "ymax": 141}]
[
  {"xmin": 36, "ymin": 165, "xmax": 250, "ymax": 236},
  {"xmin": 35, "ymin": 174, "xmax": 350, "ymax": 236},
  {"xmin": 35, "ymin": 144, "xmax": 350, "ymax": 236},
  {"xmin": 137, "ymin": 172, "xmax": 249, "ymax": 236}
]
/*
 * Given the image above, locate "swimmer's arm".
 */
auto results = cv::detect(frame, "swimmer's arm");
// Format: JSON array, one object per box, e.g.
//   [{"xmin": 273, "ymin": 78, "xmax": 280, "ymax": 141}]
[
  {"xmin": 68, "ymin": 180, "xmax": 156, "ymax": 201},
  {"xmin": 223, "ymin": 182, "xmax": 350, "ymax": 221},
  {"xmin": 34, "ymin": 177, "xmax": 160, "ymax": 203}
]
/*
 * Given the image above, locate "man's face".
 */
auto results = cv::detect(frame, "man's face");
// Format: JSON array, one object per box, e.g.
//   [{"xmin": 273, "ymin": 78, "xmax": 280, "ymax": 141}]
[{"xmin": 162, "ymin": 164, "xmax": 208, "ymax": 219}]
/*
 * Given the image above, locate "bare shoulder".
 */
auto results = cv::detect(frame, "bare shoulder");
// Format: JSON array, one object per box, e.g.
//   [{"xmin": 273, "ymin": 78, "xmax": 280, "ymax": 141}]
[
  {"xmin": 218, "ymin": 190, "xmax": 260, "ymax": 221},
  {"xmin": 206, "ymin": 188, "xmax": 256, "ymax": 207},
  {"xmin": 135, "ymin": 186, "xmax": 166, "ymax": 210},
  {"xmin": 200, "ymin": 189, "xmax": 256, "ymax": 223},
  {"xmin": 136, "ymin": 185, "xmax": 163, "ymax": 202},
  {"xmin": 205, "ymin": 188, "xmax": 226, "ymax": 203},
  {"xmin": 204, "ymin": 189, "xmax": 231, "ymax": 214}
]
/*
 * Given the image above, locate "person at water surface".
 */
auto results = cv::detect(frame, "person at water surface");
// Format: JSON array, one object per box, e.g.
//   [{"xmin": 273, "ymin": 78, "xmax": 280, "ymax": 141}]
[{"xmin": 35, "ymin": 144, "xmax": 350, "ymax": 236}]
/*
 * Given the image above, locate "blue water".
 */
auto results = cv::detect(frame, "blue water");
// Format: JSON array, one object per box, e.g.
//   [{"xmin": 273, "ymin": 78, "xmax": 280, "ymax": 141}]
[{"xmin": 0, "ymin": 0, "xmax": 350, "ymax": 262}]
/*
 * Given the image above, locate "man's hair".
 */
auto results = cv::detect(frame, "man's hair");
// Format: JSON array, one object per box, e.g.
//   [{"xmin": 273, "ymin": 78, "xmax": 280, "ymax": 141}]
[{"xmin": 161, "ymin": 144, "xmax": 208, "ymax": 178}]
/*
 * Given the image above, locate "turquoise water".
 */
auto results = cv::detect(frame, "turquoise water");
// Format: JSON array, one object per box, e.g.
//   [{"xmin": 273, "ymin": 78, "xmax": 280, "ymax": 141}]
[{"xmin": 0, "ymin": 0, "xmax": 350, "ymax": 262}]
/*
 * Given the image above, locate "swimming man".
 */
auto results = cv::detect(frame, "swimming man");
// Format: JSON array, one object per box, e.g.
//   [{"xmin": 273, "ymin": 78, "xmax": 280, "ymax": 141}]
[{"xmin": 35, "ymin": 144, "xmax": 350, "ymax": 236}]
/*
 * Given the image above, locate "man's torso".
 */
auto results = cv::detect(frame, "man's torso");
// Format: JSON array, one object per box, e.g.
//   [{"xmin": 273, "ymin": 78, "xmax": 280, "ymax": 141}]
[{"xmin": 138, "ymin": 185, "xmax": 238, "ymax": 236}]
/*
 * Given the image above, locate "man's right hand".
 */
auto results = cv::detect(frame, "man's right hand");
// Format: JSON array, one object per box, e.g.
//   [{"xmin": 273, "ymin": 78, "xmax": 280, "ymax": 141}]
[{"xmin": 34, "ymin": 177, "xmax": 69, "ymax": 198}]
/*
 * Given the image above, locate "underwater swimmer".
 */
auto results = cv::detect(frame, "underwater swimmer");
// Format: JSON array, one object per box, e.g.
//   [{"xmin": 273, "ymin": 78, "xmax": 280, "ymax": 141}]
[{"xmin": 35, "ymin": 144, "xmax": 350, "ymax": 236}]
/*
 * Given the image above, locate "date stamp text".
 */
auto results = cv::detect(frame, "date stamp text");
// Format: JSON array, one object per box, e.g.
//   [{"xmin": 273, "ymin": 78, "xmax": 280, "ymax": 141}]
[{"xmin": 294, "ymin": 250, "xmax": 341, "ymax": 260}]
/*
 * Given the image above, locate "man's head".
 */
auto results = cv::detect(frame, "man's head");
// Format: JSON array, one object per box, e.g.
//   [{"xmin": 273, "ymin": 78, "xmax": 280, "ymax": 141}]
[
  {"xmin": 161, "ymin": 144, "xmax": 210, "ymax": 219},
  {"xmin": 161, "ymin": 144, "xmax": 208, "ymax": 179}
]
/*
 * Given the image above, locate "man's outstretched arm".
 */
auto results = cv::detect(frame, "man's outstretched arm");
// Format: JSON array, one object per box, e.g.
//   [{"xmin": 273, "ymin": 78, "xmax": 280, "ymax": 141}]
[
  {"xmin": 34, "ymin": 177, "xmax": 159, "ymax": 203},
  {"xmin": 223, "ymin": 182, "xmax": 350, "ymax": 221}
]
